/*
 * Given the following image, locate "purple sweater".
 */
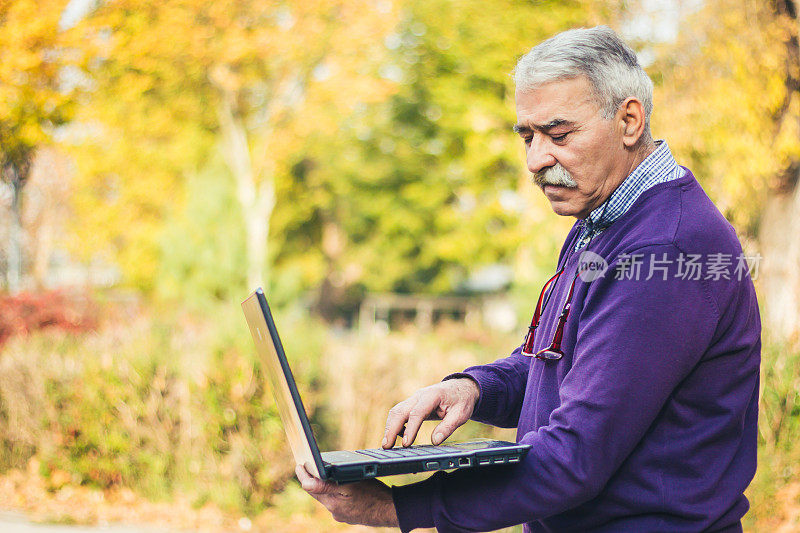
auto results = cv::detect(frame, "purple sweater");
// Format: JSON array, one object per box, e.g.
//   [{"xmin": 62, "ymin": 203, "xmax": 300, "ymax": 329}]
[{"xmin": 392, "ymin": 170, "xmax": 761, "ymax": 532}]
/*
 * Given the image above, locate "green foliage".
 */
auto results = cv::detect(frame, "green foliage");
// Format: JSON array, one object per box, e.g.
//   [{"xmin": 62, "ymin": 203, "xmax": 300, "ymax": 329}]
[
  {"xmin": 56, "ymin": 0, "xmax": 613, "ymax": 304},
  {"xmin": 273, "ymin": 0, "xmax": 605, "ymax": 298},
  {"xmin": 759, "ymin": 335, "xmax": 800, "ymax": 453},
  {"xmin": 744, "ymin": 335, "xmax": 800, "ymax": 530},
  {"xmin": 157, "ymin": 158, "xmax": 248, "ymax": 305}
]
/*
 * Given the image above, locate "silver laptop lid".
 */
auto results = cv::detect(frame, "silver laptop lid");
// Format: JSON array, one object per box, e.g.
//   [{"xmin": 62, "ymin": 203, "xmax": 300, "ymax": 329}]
[{"xmin": 241, "ymin": 288, "xmax": 326, "ymax": 478}]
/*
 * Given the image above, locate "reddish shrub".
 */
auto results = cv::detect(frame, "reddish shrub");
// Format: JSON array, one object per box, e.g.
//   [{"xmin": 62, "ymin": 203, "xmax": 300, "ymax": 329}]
[{"xmin": 0, "ymin": 290, "xmax": 98, "ymax": 347}]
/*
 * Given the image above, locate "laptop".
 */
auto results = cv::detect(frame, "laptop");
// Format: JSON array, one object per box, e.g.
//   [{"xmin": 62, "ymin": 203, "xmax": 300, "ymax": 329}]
[{"xmin": 242, "ymin": 287, "xmax": 530, "ymax": 483}]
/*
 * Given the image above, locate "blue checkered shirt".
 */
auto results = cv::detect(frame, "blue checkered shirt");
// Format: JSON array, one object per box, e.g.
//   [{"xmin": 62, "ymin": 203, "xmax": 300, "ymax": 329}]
[{"xmin": 575, "ymin": 140, "xmax": 684, "ymax": 250}]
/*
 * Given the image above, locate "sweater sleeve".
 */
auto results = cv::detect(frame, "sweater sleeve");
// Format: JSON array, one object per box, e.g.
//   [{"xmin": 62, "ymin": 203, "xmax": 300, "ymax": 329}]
[
  {"xmin": 442, "ymin": 344, "xmax": 530, "ymax": 428},
  {"xmin": 392, "ymin": 244, "xmax": 719, "ymax": 532}
]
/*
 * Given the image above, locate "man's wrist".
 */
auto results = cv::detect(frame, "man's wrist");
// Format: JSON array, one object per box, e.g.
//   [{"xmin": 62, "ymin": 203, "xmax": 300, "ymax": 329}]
[
  {"xmin": 454, "ymin": 377, "xmax": 480, "ymax": 405},
  {"xmin": 443, "ymin": 373, "xmax": 481, "ymax": 404}
]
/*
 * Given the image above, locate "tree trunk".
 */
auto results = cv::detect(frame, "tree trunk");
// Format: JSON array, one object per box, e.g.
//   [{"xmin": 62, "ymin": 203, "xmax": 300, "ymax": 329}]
[
  {"xmin": 28, "ymin": 147, "xmax": 71, "ymax": 290},
  {"xmin": 314, "ymin": 219, "xmax": 347, "ymax": 321},
  {"xmin": 31, "ymin": 217, "xmax": 53, "ymax": 290},
  {"xmin": 7, "ymin": 178, "xmax": 23, "ymax": 293},
  {"xmin": 758, "ymin": 173, "xmax": 800, "ymax": 344},
  {"xmin": 242, "ymin": 182, "xmax": 274, "ymax": 290},
  {"xmin": 216, "ymin": 92, "xmax": 275, "ymax": 290},
  {"xmin": 3, "ymin": 161, "xmax": 30, "ymax": 294}
]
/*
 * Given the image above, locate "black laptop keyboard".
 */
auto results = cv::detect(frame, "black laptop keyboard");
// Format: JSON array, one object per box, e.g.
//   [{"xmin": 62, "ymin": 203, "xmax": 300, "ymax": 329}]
[{"xmin": 355, "ymin": 445, "xmax": 461, "ymax": 460}]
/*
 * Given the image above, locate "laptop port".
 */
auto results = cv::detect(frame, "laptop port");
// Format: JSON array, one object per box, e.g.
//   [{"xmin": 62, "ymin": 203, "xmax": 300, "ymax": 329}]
[
  {"xmin": 425, "ymin": 461, "xmax": 439, "ymax": 470},
  {"xmin": 492, "ymin": 457, "xmax": 506, "ymax": 464},
  {"xmin": 478, "ymin": 457, "xmax": 491, "ymax": 466},
  {"xmin": 508, "ymin": 456, "xmax": 520, "ymax": 463},
  {"xmin": 458, "ymin": 457, "xmax": 471, "ymax": 467},
  {"xmin": 364, "ymin": 465, "xmax": 377, "ymax": 476}
]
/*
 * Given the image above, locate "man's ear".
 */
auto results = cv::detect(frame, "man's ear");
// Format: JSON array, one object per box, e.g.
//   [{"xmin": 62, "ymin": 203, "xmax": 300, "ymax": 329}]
[{"xmin": 618, "ymin": 97, "xmax": 646, "ymax": 148}]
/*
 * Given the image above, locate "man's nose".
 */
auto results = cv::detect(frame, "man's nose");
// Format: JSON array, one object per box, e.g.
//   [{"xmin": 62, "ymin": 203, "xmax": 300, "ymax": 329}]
[{"xmin": 526, "ymin": 136, "xmax": 557, "ymax": 174}]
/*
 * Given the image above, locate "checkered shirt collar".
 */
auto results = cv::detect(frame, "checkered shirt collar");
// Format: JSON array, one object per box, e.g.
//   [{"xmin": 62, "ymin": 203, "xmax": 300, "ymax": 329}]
[{"xmin": 584, "ymin": 140, "xmax": 682, "ymax": 231}]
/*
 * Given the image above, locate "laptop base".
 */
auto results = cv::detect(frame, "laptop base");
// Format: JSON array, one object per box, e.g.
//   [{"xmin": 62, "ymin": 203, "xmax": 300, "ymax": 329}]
[{"xmin": 322, "ymin": 439, "xmax": 529, "ymax": 483}]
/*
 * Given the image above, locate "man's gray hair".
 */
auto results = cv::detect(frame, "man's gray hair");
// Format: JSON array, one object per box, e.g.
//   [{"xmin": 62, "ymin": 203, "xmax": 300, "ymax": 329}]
[{"xmin": 514, "ymin": 26, "xmax": 653, "ymax": 131}]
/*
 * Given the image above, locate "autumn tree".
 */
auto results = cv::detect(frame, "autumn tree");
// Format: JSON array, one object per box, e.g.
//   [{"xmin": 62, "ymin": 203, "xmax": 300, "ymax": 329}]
[
  {"xmin": 649, "ymin": 0, "xmax": 800, "ymax": 342},
  {"xmin": 0, "ymin": 0, "xmax": 79, "ymax": 292},
  {"xmin": 69, "ymin": 0, "xmax": 618, "ymax": 307},
  {"xmin": 273, "ymin": 0, "xmax": 611, "ymax": 317},
  {"xmin": 70, "ymin": 0, "xmax": 397, "ymax": 292}
]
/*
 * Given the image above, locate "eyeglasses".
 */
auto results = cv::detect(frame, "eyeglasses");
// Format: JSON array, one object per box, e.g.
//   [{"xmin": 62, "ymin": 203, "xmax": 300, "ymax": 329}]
[
  {"xmin": 521, "ymin": 267, "xmax": 579, "ymax": 361},
  {"xmin": 523, "ymin": 204, "xmax": 608, "ymax": 360}
]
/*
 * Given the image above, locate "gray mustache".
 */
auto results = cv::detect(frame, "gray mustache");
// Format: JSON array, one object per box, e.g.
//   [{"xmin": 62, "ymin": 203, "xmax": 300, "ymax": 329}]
[{"xmin": 532, "ymin": 163, "xmax": 578, "ymax": 188}]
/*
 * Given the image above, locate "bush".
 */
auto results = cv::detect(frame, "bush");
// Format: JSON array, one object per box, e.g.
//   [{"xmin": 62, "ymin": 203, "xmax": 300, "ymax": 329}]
[
  {"xmin": 0, "ymin": 299, "xmax": 326, "ymax": 515},
  {"xmin": 744, "ymin": 335, "xmax": 800, "ymax": 530},
  {"xmin": 0, "ymin": 290, "xmax": 97, "ymax": 347}
]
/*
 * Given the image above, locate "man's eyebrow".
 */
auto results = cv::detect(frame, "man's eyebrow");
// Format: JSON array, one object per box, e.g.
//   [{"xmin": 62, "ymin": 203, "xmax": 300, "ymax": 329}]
[
  {"xmin": 539, "ymin": 118, "xmax": 572, "ymax": 130},
  {"xmin": 513, "ymin": 119, "xmax": 573, "ymax": 134}
]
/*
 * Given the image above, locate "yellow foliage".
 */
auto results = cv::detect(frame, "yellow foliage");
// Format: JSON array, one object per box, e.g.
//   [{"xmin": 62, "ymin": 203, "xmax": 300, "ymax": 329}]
[
  {"xmin": 0, "ymin": 0, "xmax": 80, "ymax": 158},
  {"xmin": 66, "ymin": 0, "xmax": 399, "ymax": 290},
  {"xmin": 651, "ymin": 0, "xmax": 798, "ymax": 233}
]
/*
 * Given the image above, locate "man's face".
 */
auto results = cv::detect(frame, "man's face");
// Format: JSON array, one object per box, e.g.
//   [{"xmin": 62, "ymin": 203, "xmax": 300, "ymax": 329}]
[{"xmin": 514, "ymin": 76, "xmax": 631, "ymax": 219}]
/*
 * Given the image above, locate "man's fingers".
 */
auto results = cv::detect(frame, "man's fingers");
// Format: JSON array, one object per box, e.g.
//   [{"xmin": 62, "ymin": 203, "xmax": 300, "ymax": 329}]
[
  {"xmin": 400, "ymin": 394, "xmax": 440, "ymax": 446},
  {"xmin": 383, "ymin": 383, "xmax": 473, "ymax": 448},
  {"xmin": 431, "ymin": 404, "xmax": 470, "ymax": 445},
  {"xmin": 383, "ymin": 399, "xmax": 414, "ymax": 448},
  {"xmin": 296, "ymin": 464, "xmax": 338, "ymax": 495}
]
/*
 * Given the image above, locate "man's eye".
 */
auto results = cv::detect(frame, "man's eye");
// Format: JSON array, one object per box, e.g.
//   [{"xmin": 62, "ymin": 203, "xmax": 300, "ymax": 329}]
[
  {"xmin": 551, "ymin": 132, "xmax": 569, "ymax": 142},
  {"xmin": 524, "ymin": 137, "xmax": 532, "ymax": 145}
]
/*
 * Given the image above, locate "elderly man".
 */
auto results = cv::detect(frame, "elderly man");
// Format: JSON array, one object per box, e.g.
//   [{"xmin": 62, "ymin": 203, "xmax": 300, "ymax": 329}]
[{"xmin": 297, "ymin": 26, "xmax": 760, "ymax": 532}]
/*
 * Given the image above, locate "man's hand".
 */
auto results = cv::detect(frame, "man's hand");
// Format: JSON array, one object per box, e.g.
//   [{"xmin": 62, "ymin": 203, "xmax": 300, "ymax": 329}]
[
  {"xmin": 295, "ymin": 464, "xmax": 399, "ymax": 527},
  {"xmin": 383, "ymin": 378, "xmax": 480, "ymax": 448}
]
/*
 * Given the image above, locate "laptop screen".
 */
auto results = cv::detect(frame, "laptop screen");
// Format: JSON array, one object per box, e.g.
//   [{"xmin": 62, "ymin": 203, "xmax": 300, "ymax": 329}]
[{"xmin": 241, "ymin": 289, "xmax": 326, "ymax": 478}]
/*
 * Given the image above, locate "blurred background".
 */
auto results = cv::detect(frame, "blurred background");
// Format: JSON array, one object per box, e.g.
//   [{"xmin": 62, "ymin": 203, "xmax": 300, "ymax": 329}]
[{"xmin": 0, "ymin": 0, "xmax": 798, "ymax": 531}]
